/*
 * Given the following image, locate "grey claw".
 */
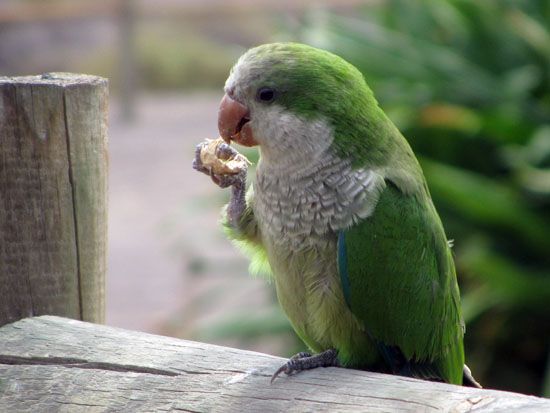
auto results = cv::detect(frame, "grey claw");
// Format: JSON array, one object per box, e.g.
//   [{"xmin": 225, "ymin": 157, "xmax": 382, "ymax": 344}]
[
  {"xmin": 270, "ymin": 349, "xmax": 339, "ymax": 384},
  {"xmin": 271, "ymin": 352, "xmax": 310, "ymax": 384},
  {"xmin": 271, "ymin": 363, "xmax": 290, "ymax": 384}
]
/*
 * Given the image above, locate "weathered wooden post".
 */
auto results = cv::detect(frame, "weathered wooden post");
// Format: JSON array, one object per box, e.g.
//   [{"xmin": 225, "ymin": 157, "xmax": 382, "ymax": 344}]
[{"xmin": 0, "ymin": 73, "xmax": 108, "ymax": 326}]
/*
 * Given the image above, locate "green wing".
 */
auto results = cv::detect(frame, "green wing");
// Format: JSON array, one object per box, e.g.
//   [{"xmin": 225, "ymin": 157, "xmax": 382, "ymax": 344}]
[{"xmin": 338, "ymin": 181, "xmax": 465, "ymax": 384}]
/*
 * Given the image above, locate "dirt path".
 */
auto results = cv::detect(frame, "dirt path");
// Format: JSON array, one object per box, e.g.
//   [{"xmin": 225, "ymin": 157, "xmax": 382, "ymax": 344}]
[{"xmin": 107, "ymin": 93, "xmax": 278, "ymax": 349}]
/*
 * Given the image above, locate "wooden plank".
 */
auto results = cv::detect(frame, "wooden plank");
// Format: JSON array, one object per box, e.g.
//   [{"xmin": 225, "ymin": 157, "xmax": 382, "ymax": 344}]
[
  {"xmin": 0, "ymin": 74, "xmax": 108, "ymax": 326},
  {"xmin": 0, "ymin": 316, "xmax": 548, "ymax": 412}
]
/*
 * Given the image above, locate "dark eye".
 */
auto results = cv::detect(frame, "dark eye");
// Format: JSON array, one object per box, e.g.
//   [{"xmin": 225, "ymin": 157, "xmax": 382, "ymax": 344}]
[{"xmin": 256, "ymin": 87, "xmax": 276, "ymax": 103}]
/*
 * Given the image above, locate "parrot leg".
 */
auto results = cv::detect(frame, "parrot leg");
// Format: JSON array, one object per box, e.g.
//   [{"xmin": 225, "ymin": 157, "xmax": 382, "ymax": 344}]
[
  {"xmin": 271, "ymin": 349, "xmax": 339, "ymax": 383},
  {"xmin": 192, "ymin": 143, "xmax": 247, "ymax": 226}
]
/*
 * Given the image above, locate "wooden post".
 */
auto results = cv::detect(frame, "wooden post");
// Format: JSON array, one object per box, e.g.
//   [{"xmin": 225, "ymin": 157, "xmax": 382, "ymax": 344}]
[
  {"xmin": 1, "ymin": 316, "xmax": 549, "ymax": 412},
  {"xmin": 0, "ymin": 73, "xmax": 108, "ymax": 326}
]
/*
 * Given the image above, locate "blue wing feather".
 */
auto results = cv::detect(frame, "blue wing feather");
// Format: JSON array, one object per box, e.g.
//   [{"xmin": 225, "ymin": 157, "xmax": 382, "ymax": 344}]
[{"xmin": 337, "ymin": 230, "xmax": 352, "ymax": 308}]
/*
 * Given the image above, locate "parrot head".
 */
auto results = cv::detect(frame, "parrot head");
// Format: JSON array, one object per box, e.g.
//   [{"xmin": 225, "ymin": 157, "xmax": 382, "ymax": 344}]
[{"xmin": 218, "ymin": 43, "xmax": 383, "ymax": 167}]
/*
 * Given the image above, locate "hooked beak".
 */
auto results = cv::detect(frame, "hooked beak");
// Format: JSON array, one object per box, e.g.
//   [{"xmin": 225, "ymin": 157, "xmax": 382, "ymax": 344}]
[{"xmin": 217, "ymin": 94, "xmax": 257, "ymax": 146}]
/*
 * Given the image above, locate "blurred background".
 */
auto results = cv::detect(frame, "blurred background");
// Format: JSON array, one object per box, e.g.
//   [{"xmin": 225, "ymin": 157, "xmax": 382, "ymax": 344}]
[{"xmin": 2, "ymin": 0, "xmax": 549, "ymax": 397}]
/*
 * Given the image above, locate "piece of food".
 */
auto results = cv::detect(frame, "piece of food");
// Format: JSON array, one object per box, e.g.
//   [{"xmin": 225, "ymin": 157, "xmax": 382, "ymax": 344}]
[{"xmin": 198, "ymin": 137, "xmax": 250, "ymax": 175}]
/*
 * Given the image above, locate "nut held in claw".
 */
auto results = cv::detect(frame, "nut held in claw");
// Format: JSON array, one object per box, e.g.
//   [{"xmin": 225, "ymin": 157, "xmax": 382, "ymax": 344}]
[{"xmin": 198, "ymin": 137, "xmax": 251, "ymax": 175}]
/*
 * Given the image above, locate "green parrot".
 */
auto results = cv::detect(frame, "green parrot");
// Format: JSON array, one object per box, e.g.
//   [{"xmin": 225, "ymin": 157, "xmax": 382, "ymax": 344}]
[{"xmin": 193, "ymin": 42, "xmax": 480, "ymax": 387}]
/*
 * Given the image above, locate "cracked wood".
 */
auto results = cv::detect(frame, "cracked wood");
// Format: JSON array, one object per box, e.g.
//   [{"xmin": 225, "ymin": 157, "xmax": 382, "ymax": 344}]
[
  {"xmin": 1, "ymin": 316, "xmax": 549, "ymax": 412},
  {"xmin": 0, "ymin": 74, "xmax": 108, "ymax": 326}
]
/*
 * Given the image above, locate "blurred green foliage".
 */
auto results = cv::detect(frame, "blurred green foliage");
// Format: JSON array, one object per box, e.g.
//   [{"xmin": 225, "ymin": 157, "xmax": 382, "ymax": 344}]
[
  {"xmin": 199, "ymin": 0, "xmax": 550, "ymax": 396},
  {"xmin": 301, "ymin": 0, "xmax": 550, "ymax": 395},
  {"xmin": 136, "ymin": 24, "xmax": 237, "ymax": 90}
]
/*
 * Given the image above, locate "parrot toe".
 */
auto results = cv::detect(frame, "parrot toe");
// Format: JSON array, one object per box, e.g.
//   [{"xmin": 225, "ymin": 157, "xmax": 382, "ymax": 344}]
[
  {"xmin": 215, "ymin": 142, "xmax": 238, "ymax": 160},
  {"xmin": 192, "ymin": 144, "xmax": 207, "ymax": 173},
  {"xmin": 209, "ymin": 170, "xmax": 246, "ymax": 188},
  {"xmin": 270, "ymin": 349, "xmax": 339, "ymax": 384},
  {"xmin": 290, "ymin": 351, "xmax": 312, "ymax": 360}
]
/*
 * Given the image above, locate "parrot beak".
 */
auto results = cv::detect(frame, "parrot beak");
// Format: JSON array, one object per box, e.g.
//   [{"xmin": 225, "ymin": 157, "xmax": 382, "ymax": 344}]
[{"xmin": 218, "ymin": 94, "xmax": 257, "ymax": 146}]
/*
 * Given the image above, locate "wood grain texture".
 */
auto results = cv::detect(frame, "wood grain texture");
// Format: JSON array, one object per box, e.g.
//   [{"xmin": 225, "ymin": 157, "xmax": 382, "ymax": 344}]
[
  {"xmin": 0, "ymin": 316, "xmax": 548, "ymax": 412},
  {"xmin": 0, "ymin": 74, "xmax": 108, "ymax": 326}
]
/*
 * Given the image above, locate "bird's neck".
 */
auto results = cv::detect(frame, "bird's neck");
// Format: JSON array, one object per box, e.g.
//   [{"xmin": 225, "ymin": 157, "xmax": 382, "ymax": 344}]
[{"xmin": 254, "ymin": 148, "xmax": 385, "ymax": 248}]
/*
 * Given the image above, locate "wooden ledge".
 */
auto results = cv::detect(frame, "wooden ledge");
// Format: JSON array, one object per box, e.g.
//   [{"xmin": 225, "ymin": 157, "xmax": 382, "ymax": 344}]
[{"xmin": 0, "ymin": 316, "xmax": 548, "ymax": 412}]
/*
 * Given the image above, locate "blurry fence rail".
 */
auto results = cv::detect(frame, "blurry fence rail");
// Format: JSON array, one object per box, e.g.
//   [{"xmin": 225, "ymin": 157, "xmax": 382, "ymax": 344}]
[
  {"xmin": 1, "ymin": 316, "xmax": 549, "ymax": 412},
  {"xmin": 0, "ymin": 0, "xmax": 369, "ymax": 121},
  {"xmin": 0, "ymin": 73, "xmax": 108, "ymax": 327},
  {"xmin": 0, "ymin": 0, "xmax": 367, "ymax": 24},
  {"xmin": 0, "ymin": 1, "xmax": 120, "ymax": 23}
]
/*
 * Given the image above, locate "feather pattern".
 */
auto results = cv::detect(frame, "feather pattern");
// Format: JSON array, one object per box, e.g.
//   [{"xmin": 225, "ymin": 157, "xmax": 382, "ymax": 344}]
[{"xmin": 253, "ymin": 117, "xmax": 386, "ymax": 249}]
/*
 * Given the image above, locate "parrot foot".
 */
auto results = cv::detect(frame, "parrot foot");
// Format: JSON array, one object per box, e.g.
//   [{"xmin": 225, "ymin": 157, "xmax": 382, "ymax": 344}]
[
  {"xmin": 270, "ymin": 349, "xmax": 339, "ymax": 383},
  {"xmin": 192, "ymin": 143, "xmax": 247, "ymax": 188}
]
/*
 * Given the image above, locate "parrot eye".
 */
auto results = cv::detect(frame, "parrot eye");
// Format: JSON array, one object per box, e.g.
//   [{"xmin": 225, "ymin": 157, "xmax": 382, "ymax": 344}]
[{"xmin": 256, "ymin": 87, "xmax": 276, "ymax": 103}]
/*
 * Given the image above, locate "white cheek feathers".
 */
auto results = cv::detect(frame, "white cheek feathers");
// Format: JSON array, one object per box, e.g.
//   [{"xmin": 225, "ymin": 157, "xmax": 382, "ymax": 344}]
[{"xmin": 251, "ymin": 106, "xmax": 333, "ymax": 172}]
